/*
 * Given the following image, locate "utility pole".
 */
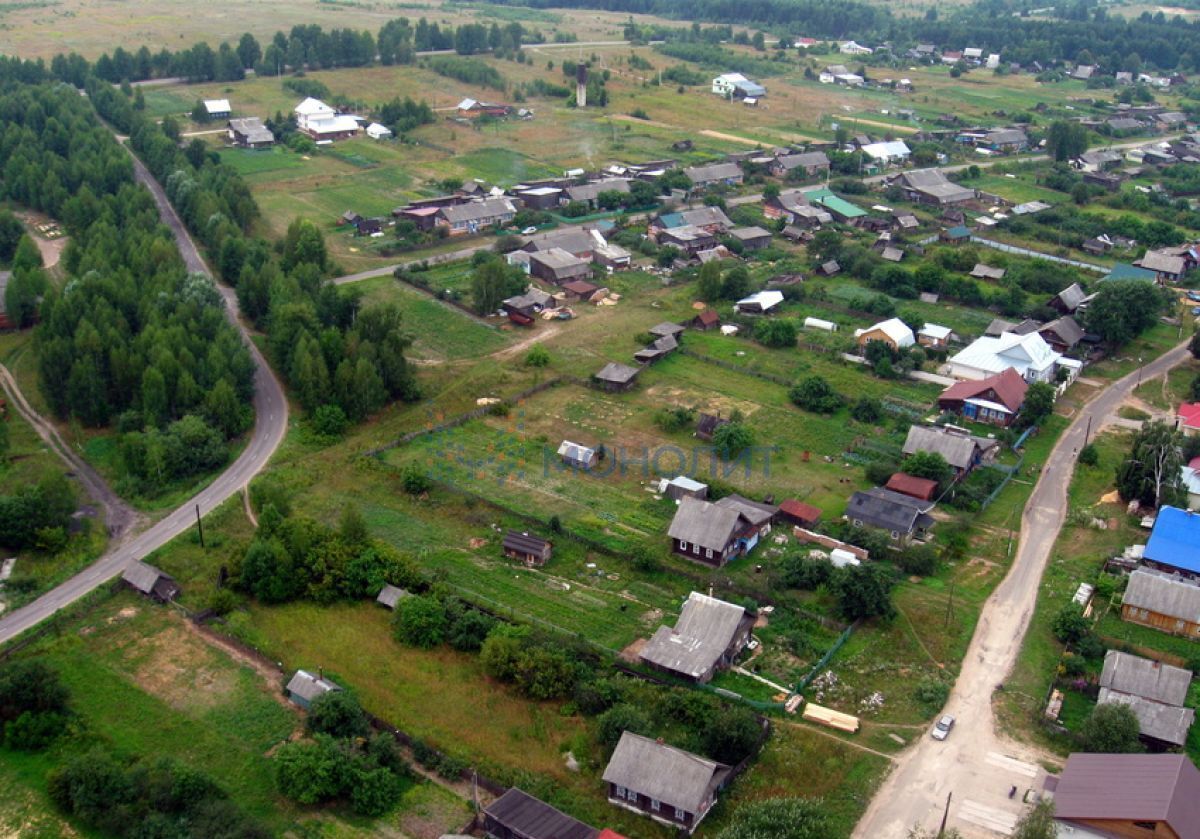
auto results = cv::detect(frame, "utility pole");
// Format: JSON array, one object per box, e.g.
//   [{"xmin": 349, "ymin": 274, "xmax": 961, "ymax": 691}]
[
  {"xmin": 195, "ymin": 504, "xmax": 205, "ymax": 548},
  {"xmin": 1084, "ymin": 414, "xmax": 1092, "ymax": 447},
  {"xmin": 938, "ymin": 791, "xmax": 952, "ymax": 838}
]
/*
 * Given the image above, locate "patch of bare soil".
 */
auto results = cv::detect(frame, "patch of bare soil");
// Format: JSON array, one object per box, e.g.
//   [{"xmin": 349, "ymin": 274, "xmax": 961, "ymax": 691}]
[
  {"xmin": 619, "ymin": 637, "xmax": 647, "ymax": 664},
  {"xmin": 127, "ymin": 624, "xmax": 238, "ymax": 712}
]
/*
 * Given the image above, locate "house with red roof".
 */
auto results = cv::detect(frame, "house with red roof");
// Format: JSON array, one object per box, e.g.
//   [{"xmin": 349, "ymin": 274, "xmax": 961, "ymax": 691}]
[
  {"xmin": 886, "ymin": 473, "xmax": 939, "ymax": 501},
  {"xmin": 937, "ymin": 368, "xmax": 1028, "ymax": 427},
  {"xmin": 778, "ymin": 499, "xmax": 822, "ymax": 528},
  {"xmin": 1177, "ymin": 402, "xmax": 1200, "ymax": 437}
]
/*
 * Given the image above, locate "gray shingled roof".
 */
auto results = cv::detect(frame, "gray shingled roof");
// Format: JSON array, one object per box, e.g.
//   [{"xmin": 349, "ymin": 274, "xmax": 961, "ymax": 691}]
[
  {"xmin": 1041, "ymin": 316, "xmax": 1085, "ymax": 347},
  {"xmin": 594, "ymin": 362, "xmax": 640, "ymax": 384},
  {"xmin": 121, "ymin": 561, "xmax": 172, "ymax": 595},
  {"xmin": 1055, "ymin": 282, "xmax": 1088, "ymax": 310},
  {"xmin": 484, "ymin": 788, "xmax": 598, "ymax": 839},
  {"xmin": 376, "ymin": 584, "xmax": 411, "ymax": 609},
  {"xmin": 1095, "ymin": 692, "xmax": 1195, "ymax": 746},
  {"xmin": 1123, "ymin": 569, "xmax": 1200, "ymax": 623},
  {"xmin": 679, "ymin": 206, "xmax": 733, "ymax": 229},
  {"xmin": 775, "ymin": 151, "xmax": 830, "ymax": 170},
  {"xmin": 640, "ymin": 592, "xmax": 747, "ymax": 679},
  {"xmin": 286, "ymin": 670, "xmax": 341, "ymax": 703},
  {"xmin": 715, "ymin": 494, "xmax": 776, "ymax": 527},
  {"xmin": 441, "ymin": 197, "xmax": 514, "ymax": 224},
  {"xmin": 523, "ymin": 228, "xmax": 594, "ymax": 255},
  {"xmin": 684, "ymin": 162, "xmax": 742, "ymax": 184},
  {"xmin": 846, "ymin": 487, "xmax": 934, "ymax": 534},
  {"xmin": 1100, "ymin": 650, "xmax": 1191, "ymax": 706},
  {"xmin": 565, "ymin": 178, "xmax": 629, "ymax": 203},
  {"xmin": 902, "ymin": 425, "xmax": 986, "ymax": 471},
  {"xmin": 730, "ymin": 226, "xmax": 772, "ymax": 242},
  {"xmin": 602, "ymin": 732, "xmax": 728, "ymax": 814},
  {"xmin": 668, "ymin": 496, "xmax": 744, "ymax": 552}
]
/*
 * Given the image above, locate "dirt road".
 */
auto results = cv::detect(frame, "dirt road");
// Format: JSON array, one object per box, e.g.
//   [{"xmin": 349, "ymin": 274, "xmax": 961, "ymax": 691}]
[{"xmin": 854, "ymin": 338, "xmax": 1194, "ymax": 838}]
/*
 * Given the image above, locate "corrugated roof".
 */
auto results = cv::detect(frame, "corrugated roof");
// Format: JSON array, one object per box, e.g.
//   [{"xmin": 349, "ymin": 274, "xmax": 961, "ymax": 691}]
[
  {"xmin": 846, "ymin": 487, "xmax": 934, "ymax": 533},
  {"xmin": 1100, "ymin": 650, "xmax": 1191, "ymax": 706},
  {"xmin": 684, "ymin": 162, "xmax": 743, "ymax": 183},
  {"xmin": 668, "ymin": 496, "xmax": 744, "ymax": 552},
  {"xmin": 484, "ymin": 788, "xmax": 598, "ymax": 839},
  {"xmin": 903, "ymin": 425, "xmax": 991, "ymax": 470},
  {"xmin": 441, "ymin": 197, "xmax": 515, "ymax": 224},
  {"xmin": 1123, "ymin": 569, "xmax": 1200, "ymax": 623},
  {"xmin": 286, "ymin": 670, "xmax": 341, "ymax": 702},
  {"xmin": 640, "ymin": 592, "xmax": 747, "ymax": 679},
  {"xmin": 1145, "ymin": 507, "xmax": 1200, "ymax": 574},
  {"xmin": 376, "ymin": 584, "xmax": 411, "ymax": 609},
  {"xmin": 1054, "ymin": 753, "xmax": 1200, "ymax": 832},
  {"xmin": 779, "ymin": 499, "xmax": 821, "ymax": 523},
  {"xmin": 1095, "ymin": 693, "xmax": 1195, "ymax": 745},
  {"xmin": 503, "ymin": 530, "xmax": 550, "ymax": 555},
  {"xmin": 602, "ymin": 732, "xmax": 727, "ymax": 815},
  {"xmin": 886, "ymin": 472, "xmax": 939, "ymax": 500},
  {"xmin": 121, "ymin": 561, "xmax": 172, "ymax": 595}
]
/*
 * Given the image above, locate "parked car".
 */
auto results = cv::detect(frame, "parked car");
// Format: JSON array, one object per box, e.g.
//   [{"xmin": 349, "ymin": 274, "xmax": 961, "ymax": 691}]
[
  {"xmin": 521, "ymin": 226, "xmax": 538, "ymax": 235},
  {"xmin": 931, "ymin": 714, "xmax": 955, "ymax": 740},
  {"xmin": 1191, "ymin": 306, "xmax": 1200, "ymax": 316},
  {"xmin": 1187, "ymin": 291, "xmax": 1200, "ymax": 302}
]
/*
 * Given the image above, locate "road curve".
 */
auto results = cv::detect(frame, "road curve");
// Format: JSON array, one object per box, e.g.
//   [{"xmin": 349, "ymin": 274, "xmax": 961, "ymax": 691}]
[
  {"xmin": 0, "ymin": 147, "xmax": 289, "ymax": 645},
  {"xmin": 853, "ymin": 338, "xmax": 1193, "ymax": 838}
]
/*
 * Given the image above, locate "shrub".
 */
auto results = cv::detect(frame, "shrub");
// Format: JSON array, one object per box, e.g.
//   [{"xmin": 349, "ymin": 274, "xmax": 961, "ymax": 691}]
[
  {"xmin": 1060, "ymin": 653, "xmax": 1086, "ymax": 677},
  {"xmin": 597, "ymin": 703, "xmax": 652, "ymax": 751},
  {"xmin": 1080, "ymin": 703, "xmax": 1143, "ymax": 753},
  {"xmin": 789, "ymin": 376, "xmax": 841, "ymax": 414},
  {"xmin": 1051, "ymin": 604, "xmax": 1090, "ymax": 645},
  {"xmin": 312, "ymin": 404, "xmax": 348, "ymax": 438},
  {"xmin": 436, "ymin": 753, "xmax": 469, "ymax": 780},
  {"xmin": 895, "ymin": 544, "xmax": 938, "ymax": 576},
  {"xmin": 1078, "ymin": 443, "xmax": 1098, "ymax": 466},
  {"xmin": 780, "ymin": 555, "xmax": 832, "ymax": 590},
  {"xmin": 400, "ymin": 465, "xmax": 432, "ymax": 495},
  {"xmin": 392, "ymin": 595, "xmax": 448, "ymax": 648},
  {"xmin": 307, "ymin": 691, "xmax": 370, "ymax": 739},
  {"xmin": 850, "ymin": 397, "xmax": 884, "ymax": 424},
  {"xmin": 914, "ymin": 678, "xmax": 949, "ymax": 712},
  {"xmin": 524, "ymin": 345, "xmax": 551, "ymax": 367}
]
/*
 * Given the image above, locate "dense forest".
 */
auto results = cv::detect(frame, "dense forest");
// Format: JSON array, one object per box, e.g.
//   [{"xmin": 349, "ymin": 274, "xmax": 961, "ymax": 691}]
[
  {"xmin": 0, "ymin": 83, "xmax": 255, "ymax": 495},
  {"xmin": 87, "ymin": 78, "xmax": 420, "ymax": 429}
]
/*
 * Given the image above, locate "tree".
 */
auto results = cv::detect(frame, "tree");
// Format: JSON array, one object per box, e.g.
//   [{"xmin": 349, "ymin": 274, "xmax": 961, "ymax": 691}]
[
  {"xmin": 789, "ymin": 376, "xmax": 841, "ymax": 414},
  {"xmin": 392, "ymin": 595, "xmax": 448, "ymax": 648},
  {"xmin": 754, "ymin": 317, "xmax": 797, "ymax": 348},
  {"xmin": 697, "ymin": 260, "xmax": 723, "ymax": 302},
  {"xmin": 701, "ymin": 706, "xmax": 762, "ymax": 763},
  {"xmin": 1080, "ymin": 702, "xmax": 1143, "ymax": 753},
  {"xmin": 829, "ymin": 562, "xmax": 896, "ymax": 620},
  {"xmin": 237, "ymin": 33, "xmax": 262, "ymax": 69},
  {"xmin": 712, "ymin": 422, "xmax": 754, "ymax": 460},
  {"xmin": 524, "ymin": 345, "xmax": 551, "ymax": 367},
  {"xmin": 596, "ymin": 703, "xmax": 653, "ymax": 751},
  {"xmin": 1018, "ymin": 381, "xmax": 1056, "ymax": 428},
  {"xmin": 721, "ymin": 265, "xmax": 752, "ymax": 300},
  {"xmin": 902, "ymin": 450, "xmax": 953, "ymax": 485},
  {"xmin": 1012, "ymin": 799, "xmax": 1057, "ymax": 839},
  {"xmin": 850, "ymin": 396, "xmax": 883, "ymax": 424},
  {"xmin": 306, "ymin": 690, "xmax": 370, "ymax": 739},
  {"xmin": 470, "ymin": 257, "xmax": 521, "ymax": 315},
  {"xmin": 350, "ymin": 766, "xmax": 403, "ymax": 816},
  {"xmin": 1046, "ymin": 120, "xmax": 1088, "ymax": 162},
  {"xmin": 1052, "ymin": 604, "xmax": 1091, "ymax": 644},
  {"xmin": 717, "ymin": 797, "xmax": 831, "ymax": 839},
  {"xmin": 1084, "ymin": 281, "xmax": 1165, "ymax": 346},
  {"xmin": 0, "ymin": 211, "xmax": 25, "ymax": 262},
  {"xmin": 273, "ymin": 736, "xmax": 348, "ymax": 805},
  {"xmin": 1115, "ymin": 420, "xmax": 1184, "ymax": 508}
]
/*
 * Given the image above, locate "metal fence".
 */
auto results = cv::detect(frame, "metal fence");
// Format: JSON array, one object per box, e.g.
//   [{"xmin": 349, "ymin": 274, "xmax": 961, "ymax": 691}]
[{"xmin": 793, "ymin": 620, "xmax": 857, "ymax": 695}]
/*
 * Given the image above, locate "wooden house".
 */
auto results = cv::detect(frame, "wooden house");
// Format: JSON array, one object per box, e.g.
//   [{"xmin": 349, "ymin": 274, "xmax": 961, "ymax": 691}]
[
  {"xmin": 1121, "ymin": 568, "xmax": 1200, "ymax": 637},
  {"xmin": 639, "ymin": 592, "xmax": 753, "ymax": 683},
  {"xmin": 557, "ymin": 440, "xmax": 598, "ymax": 471},
  {"xmin": 484, "ymin": 788, "xmax": 598, "ymax": 839},
  {"xmin": 502, "ymin": 530, "xmax": 552, "ymax": 566},
  {"xmin": 593, "ymin": 362, "xmax": 640, "ymax": 392},
  {"xmin": 1053, "ymin": 754, "xmax": 1200, "ymax": 839},
  {"xmin": 603, "ymin": 732, "xmax": 730, "ymax": 834},
  {"xmin": 121, "ymin": 561, "xmax": 180, "ymax": 602}
]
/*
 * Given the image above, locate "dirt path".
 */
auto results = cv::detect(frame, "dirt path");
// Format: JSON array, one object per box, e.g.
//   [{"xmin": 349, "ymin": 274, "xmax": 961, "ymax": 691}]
[
  {"xmin": 779, "ymin": 718, "xmax": 898, "ymax": 762},
  {"xmin": 610, "ymin": 113, "xmax": 677, "ymax": 130},
  {"xmin": 845, "ymin": 117, "xmax": 919, "ymax": 134},
  {"xmin": 699, "ymin": 129, "xmax": 770, "ymax": 146},
  {"xmin": 490, "ymin": 323, "xmax": 565, "ymax": 360},
  {"xmin": 14, "ymin": 211, "xmax": 67, "ymax": 269}
]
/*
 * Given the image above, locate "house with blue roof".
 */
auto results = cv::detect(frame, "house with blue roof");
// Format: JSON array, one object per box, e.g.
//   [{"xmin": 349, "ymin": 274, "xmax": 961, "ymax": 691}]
[{"xmin": 1144, "ymin": 506, "xmax": 1200, "ymax": 580}]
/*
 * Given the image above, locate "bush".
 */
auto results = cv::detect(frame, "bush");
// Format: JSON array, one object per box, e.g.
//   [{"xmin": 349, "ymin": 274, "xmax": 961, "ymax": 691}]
[
  {"xmin": 307, "ymin": 691, "xmax": 370, "ymax": 739},
  {"xmin": 597, "ymin": 703, "xmax": 653, "ymax": 751},
  {"xmin": 850, "ymin": 397, "xmax": 884, "ymax": 424},
  {"xmin": 435, "ymin": 753, "xmax": 469, "ymax": 780},
  {"xmin": 1080, "ymin": 703, "xmax": 1143, "ymax": 753},
  {"xmin": 895, "ymin": 544, "xmax": 938, "ymax": 576},
  {"xmin": 312, "ymin": 404, "xmax": 349, "ymax": 438},
  {"xmin": 654, "ymin": 405, "xmax": 694, "ymax": 433},
  {"xmin": 1052, "ymin": 604, "xmax": 1090, "ymax": 645},
  {"xmin": 914, "ymin": 678, "xmax": 949, "ymax": 712},
  {"xmin": 574, "ymin": 677, "xmax": 624, "ymax": 716},
  {"xmin": 392, "ymin": 595, "xmax": 448, "ymax": 648},
  {"xmin": 4, "ymin": 710, "xmax": 67, "ymax": 751},
  {"xmin": 700, "ymin": 706, "xmax": 762, "ymax": 764},
  {"xmin": 524, "ymin": 345, "xmax": 551, "ymax": 367},
  {"xmin": 1060, "ymin": 653, "xmax": 1086, "ymax": 677},
  {"xmin": 400, "ymin": 465, "xmax": 432, "ymax": 495},
  {"xmin": 789, "ymin": 376, "xmax": 842, "ymax": 414},
  {"xmin": 712, "ymin": 422, "xmax": 754, "ymax": 460},
  {"xmin": 780, "ymin": 555, "xmax": 832, "ymax": 590},
  {"xmin": 1078, "ymin": 443, "xmax": 1098, "ymax": 466},
  {"xmin": 829, "ymin": 563, "xmax": 896, "ymax": 621}
]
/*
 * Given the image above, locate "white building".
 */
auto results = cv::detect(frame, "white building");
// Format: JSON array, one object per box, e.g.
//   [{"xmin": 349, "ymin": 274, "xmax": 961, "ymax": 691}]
[
  {"xmin": 711, "ymin": 73, "xmax": 766, "ymax": 99},
  {"xmin": 840, "ymin": 40, "xmax": 873, "ymax": 55},
  {"xmin": 861, "ymin": 141, "xmax": 912, "ymax": 165},
  {"xmin": 365, "ymin": 122, "xmax": 393, "ymax": 140},
  {"xmin": 293, "ymin": 97, "xmax": 360, "ymax": 141},
  {"xmin": 948, "ymin": 331, "xmax": 1062, "ymax": 383},
  {"xmin": 203, "ymin": 98, "xmax": 231, "ymax": 119}
]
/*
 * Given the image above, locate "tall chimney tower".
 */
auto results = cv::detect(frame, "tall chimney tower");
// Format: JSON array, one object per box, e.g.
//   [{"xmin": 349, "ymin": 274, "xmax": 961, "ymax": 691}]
[{"xmin": 576, "ymin": 64, "xmax": 588, "ymax": 108}]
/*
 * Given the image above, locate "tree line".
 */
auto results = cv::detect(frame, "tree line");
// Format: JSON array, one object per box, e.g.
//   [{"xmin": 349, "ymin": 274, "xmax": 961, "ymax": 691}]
[{"xmin": 87, "ymin": 77, "xmax": 420, "ymax": 428}]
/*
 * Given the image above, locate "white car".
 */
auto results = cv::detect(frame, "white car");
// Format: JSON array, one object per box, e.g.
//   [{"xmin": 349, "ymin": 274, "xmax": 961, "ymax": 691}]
[
  {"xmin": 931, "ymin": 714, "xmax": 955, "ymax": 741},
  {"xmin": 521, "ymin": 226, "xmax": 538, "ymax": 235}
]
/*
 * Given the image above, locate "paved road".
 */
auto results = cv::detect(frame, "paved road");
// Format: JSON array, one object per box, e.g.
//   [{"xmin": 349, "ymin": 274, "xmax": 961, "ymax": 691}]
[
  {"xmin": 0, "ymin": 145, "xmax": 289, "ymax": 646},
  {"xmin": 332, "ymin": 244, "xmax": 491, "ymax": 286},
  {"xmin": 853, "ymin": 338, "xmax": 1194, "ymax": 838},
  {"xmin": 0, "ymin": 364, "xmax": 142, "ymax": 542}
]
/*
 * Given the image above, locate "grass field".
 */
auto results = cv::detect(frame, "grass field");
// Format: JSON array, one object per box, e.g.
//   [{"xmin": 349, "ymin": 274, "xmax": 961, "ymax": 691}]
[{"xmin": 2, "ymin": 595, "xmax": 473, "ymax": 837}]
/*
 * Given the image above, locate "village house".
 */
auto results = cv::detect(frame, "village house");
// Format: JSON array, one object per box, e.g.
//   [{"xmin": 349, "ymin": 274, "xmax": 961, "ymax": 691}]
[
  {"xmin": 365, "ymin": 122, "xmax": 392, "ymax": 140},
  {"xmin": 948, "ymin": 331, "xmax": 1062, "ymax": 383},
  {"xmin": 437, "ymin": 197, "xmax": 516, "ymax": 235},
  {"xmin": 729, "ymin": 226, "xmax": 772, "ymax": 251},
  {"xmin": 1049, "ymin": 282, "xmax": 1095, "ymax": 315},
  {"xmin": 502, "ymin": 530, "xmax": 553, "ymax": 567},
  {"xmin": 593, "ymin": 362, "xmax": 640, "ymax": 392},
  {"xmin": 455, "ymin": 98, "xmax": 511, "ymax": 119},
  {"xmin": 683, "ymin": 162, "xmax": 744, "ymax": 190},
  {"xmin": 639, "ymin": 591, "xmax": 754, "ymax": 683},
  {"xmin": 711, "ymin": 73, "xmax": 766, "ymax": 99},
  {"xmin": 902, "ymin": 425, "xmax": 998, "ymax": 479},
  {"xmin": 564, "ymin": 178, "xmax": 630, "ymax": 209},
  {"xmin": 557, "ymin": 440, "xmax": 599, "ymax": 470},
  {"xmin": 692, "ymin": 309, "xmax": 721, "ymax": 331},
  {"xmin": 285, "ymin": 670, "xmax": 341, "ymax": 711},
  {"xmin": 819, "ymin": 64, "xmax": 864, "ymax": 86},
  {"xmin": 1038, "ymin": 316, "xmax": 1086, "ymax": 354},
  {"xmin": 375, "ymin": 584, "xmax": 411, "ymax": 610},
  {"xmin": 121, "ymin": 561, "xmax": 180, "ymax": 602},
  {"xmin": 769, "ymin": 151, "xmax": 831, "ymax": 179},
  {"xmin": 1050, "ymin": 753, "xmax": 1200, "ymax": 838},
  {"xmin": 658, "ymin": 225, "xmax": 716, "ymax": 256},
  {"xmin": 227, "ymin": 117, "xmax": 274, "ymax": 148},
  {"xmin": 1178, "ymin": 402, "xmax": 1200, "ymax": 437},
  {"xmin": 1181, "ymin": 456, "xmax": 1200, "ymax": 510},
  {"xmin": 1122, "ymin": 568, "xmax": 1200, "ymax": 637},
  {"xmin": 1142, "ymin": 506, "xmax": 1200, "ymax": 580},
  {"xmin": 667, "ymin": 496, "xmax": 769, "ymax": 566},
  {"xmin": 845, "ymin": 487, "xmax": 935, "ymax": 544},
  {"xmin": 522, "ymin": 228, "xmax": 595, "ymax": 260},
  {"xmin": 762, "ymin": 189, "xmax": 832, "ymax": 227},
  {"xmin": 294, "ymin": 97, "xmax": 360, "ymax": 141},
  {"xmin": 886, "ymin": 472, "xmax": 939, "ymax": 502},
  {"xmin": 658, "ymin": 475, "xmax": 708, "ymax": 502},
  {"xmin": 937, "ymin": 368, "xmax": 1028, "ymax": 426},
  {"xmin": 855, "ymin": 317, "xmax": 915, "ymax": 351},
  {"xmin": 528, "ymin": 248, "xmax": 592, "ymax": 285},
  {"xmin": 603, "ymin": 733, "xmax": 729, "ymax": 833},
  {"xmin": 653, "ymin": 207, "xmax": 734, "ymax": 237},
  {"xmin": 917, "ymin": 323, "xmax": 952, "ymax": 349},
  {"xmin": 897, "ymin": 169, "xmax": 975, "ymax": 205},
  {"xmin": 516, "ymin": 186, "xmax": 563, "ymax": 210},
  {"xmin": 940, "ymin": 225, "xmax": 971, "ymax": 245},
  {"xmin": 483, "ymin": 788, "xmax": 599, "ymax": 839},
  {"xmin": 203, "ymin": 98, "xmax": 231, "ymax": 120},
  {"xmin": 861, "ymin": 141, "xmax": 912, "ymax": 168},
  {"xmin": 1136, "ymin": 249, "xmax": 1188, "ymax": 283},
  {"xmin": 1097, "ymin": 650, "xmax": 1195, "ymax": 748}
]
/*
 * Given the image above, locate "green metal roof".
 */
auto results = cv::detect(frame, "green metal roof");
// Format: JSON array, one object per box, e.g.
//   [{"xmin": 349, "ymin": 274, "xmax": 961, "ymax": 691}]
[{"xmin": 1102, "ymin": 262, "xmax": 1157, "ymax": 282}]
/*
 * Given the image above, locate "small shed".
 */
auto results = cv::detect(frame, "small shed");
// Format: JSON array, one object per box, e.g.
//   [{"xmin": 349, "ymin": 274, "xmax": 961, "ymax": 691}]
[
  {"xmin": 695, "ymin": 412, "xmax": 730, "ymax": 441},
  {"xmin": 941, "ymin": 225, "xmax": 971, "ymax": 244},
  {"xmin": 366, "ymin": 122, "xmax": 393, "ymax": 140},
  {"xmin": 778, "ymin": 499, "xmax": 821, "ymax": 528},
  {"xmin": 502, "ymin": 530, "xmax": 552, "ymax": 566},
  {"xmin": 692, "ymin": 309, "xmax": 721, "ymax": 331},
  {"xmin": 558, "ymin": 440, "xmax": 598, "ymax": 470},
  {"xmin": 376, "ymin": 584, "xmax": 411, "ymax": 609},
  {"xmin": 659, "ymin": 475, "xmax": 709, "ymax": 502},
  {"xmin": 203, "ymin": 98, "xmax": 231, "ymax": 119},
  {"xmin": 817, "ymin": 260, "xmax": 841, "ymax": 276},
  {"xmin": 285, "ymin": 669, "xmax": 341, "ymax": 711},
  {"xmin": 648, "ymin": 322, "xmax": 686, "ymax": 341},
  {"xmin": 121, "ymin": 561, "xmax": 180, "ymax": 602},
  {"xmin": 886, "ymin": 472, "xmax": 939, "ymax": 502}
]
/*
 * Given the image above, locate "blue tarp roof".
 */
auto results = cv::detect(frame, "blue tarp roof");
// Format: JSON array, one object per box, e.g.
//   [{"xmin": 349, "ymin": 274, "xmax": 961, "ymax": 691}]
[
  {"xmin": 657, "ymin": 212, "xmax": 685, "ymax": 229},
  {"xmin": 1102, "ymin": 263, "xmax": 1157, "ymax": 283},
  {"xmin": 1145, "ymin": 506, "xmax": 1200, "ymax": 574}
]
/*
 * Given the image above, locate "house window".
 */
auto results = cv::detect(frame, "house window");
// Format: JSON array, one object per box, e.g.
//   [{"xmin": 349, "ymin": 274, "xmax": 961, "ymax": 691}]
[
  {"xmin": 705, "ymin": 548, "xmax": 713, "ymax": 559},
  {"xmin": 1132, "ymin": 821, "xmax": 1158, "ymax": 831},
  {"xmin": 853, "ymin": 519, "xmax": 863, "ymax": 528},
  {"xmin": 675, "ymin": 807, "xmax": 687, "ymax": 822},
  {"xmin": 679, "ymin": 541, "xmax": 689, "ymax": 552},
  {"xmin": 614, "ymin": 786, "xmax": 627, "ymax": 799},
  {"xmin": 650, "ymin": 799, "xmax": 661, "ymax": 812},
  {"xmin": 891, "ymin": 531, "xmax": 900, "ymax": 540},
  {"xmin": 693, "ymin": 544, "xmax": 701, "ymax": 554}
]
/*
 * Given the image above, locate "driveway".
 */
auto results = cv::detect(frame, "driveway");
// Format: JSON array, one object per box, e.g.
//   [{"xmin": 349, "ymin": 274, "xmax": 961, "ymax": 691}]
[{"xmin": 853, "ymin": 339, "xmax": 1194, "ymax": 838}]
